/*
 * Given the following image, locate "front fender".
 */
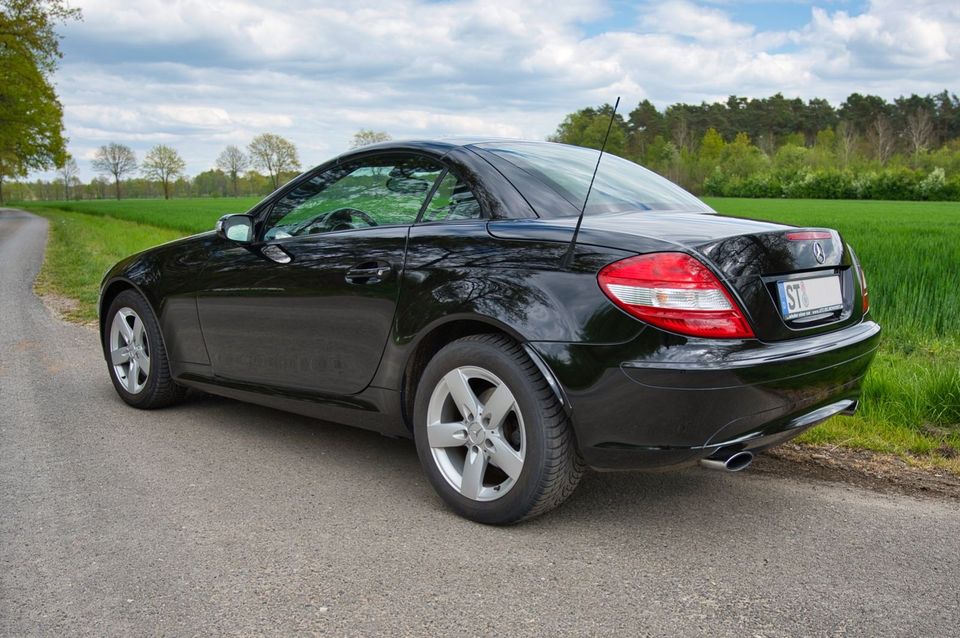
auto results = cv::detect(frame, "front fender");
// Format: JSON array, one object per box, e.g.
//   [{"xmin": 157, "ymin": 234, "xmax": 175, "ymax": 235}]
[{"xmin": 97, "ymin": 233, "xmax": 217, "ymax": 367}]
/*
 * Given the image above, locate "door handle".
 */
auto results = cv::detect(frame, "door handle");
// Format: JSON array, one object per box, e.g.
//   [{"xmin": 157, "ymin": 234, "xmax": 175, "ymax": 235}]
[{"xmin": 345, "ymin": 261, "xmax": 392, "ymax": 284}]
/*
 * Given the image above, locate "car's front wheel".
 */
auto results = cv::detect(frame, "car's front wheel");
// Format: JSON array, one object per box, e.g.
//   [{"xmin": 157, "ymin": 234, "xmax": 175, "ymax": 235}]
[
  {"xmin": 103, "ymin": 289, "xmax": 187, "ymax": 409},
  {"xmin": 414, "ymin": 334, "xmax": 583, "ymax": 524}
]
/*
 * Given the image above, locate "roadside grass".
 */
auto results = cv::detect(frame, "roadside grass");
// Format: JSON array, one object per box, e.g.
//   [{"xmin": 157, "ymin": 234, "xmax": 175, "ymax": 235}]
[
  {"xmin": 30, "ymin": 207, "xmax": 185, "ymax": 323},
  {"xmin": 19, "ymin": 197, "xmax": 259, "ymax": 235},
  {"xmin": 20, "ymin": 197, "xmax": 960, "ymax": 472}
]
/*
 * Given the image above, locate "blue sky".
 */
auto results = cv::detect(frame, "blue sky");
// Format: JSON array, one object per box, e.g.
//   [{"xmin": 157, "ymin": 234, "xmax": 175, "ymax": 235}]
[
  {"xmin": 45, "ymin": 0, "xmax": 960, "ymax": 179},
  {"xmin": 577, "ymin": 0, "xmax": 859, "ymax": 35}
]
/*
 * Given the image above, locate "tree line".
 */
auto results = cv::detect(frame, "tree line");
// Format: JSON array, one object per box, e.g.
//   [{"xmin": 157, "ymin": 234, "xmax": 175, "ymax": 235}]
[
  {"xmin": 6, "ymin": 128, "xmax": 395, "ymax": 202},
  {"xmin": 551, "ymin": 91, "xmax": 960, "ymax": 200},
  {"xmin": 80, "ymin": 132, "xmax": 301, "ymax": 201}
]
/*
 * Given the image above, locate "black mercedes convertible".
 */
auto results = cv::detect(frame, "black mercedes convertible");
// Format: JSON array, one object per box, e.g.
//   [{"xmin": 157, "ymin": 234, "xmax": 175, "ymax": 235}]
[{"xmin": 99, "ymin": 139, "xmax": 880, "ymax": 524}]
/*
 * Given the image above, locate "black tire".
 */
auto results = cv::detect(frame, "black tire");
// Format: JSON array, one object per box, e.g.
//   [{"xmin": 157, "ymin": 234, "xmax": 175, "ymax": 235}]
[
  {"xmin": 414, "ymin": 334, "xmax": 584, "ymax": 524},
  {"xmin": 103, "ymin": 289, "xmax": 187, "ymax": 409}
]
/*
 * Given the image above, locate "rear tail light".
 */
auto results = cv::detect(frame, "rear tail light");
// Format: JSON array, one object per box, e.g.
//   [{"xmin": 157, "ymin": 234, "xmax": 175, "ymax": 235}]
[
  {"xmin": 597, "ymin": 252, "xmax": 755, "ymax": 339},
  {"xmin": 850, "ymin": 246, "xmax": 869, "ymax": 313}
]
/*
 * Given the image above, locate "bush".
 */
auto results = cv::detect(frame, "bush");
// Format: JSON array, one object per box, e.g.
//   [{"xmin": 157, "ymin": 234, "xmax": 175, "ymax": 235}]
[
  {"xmin": 707, "ymin": 167, "xmax": 953, "ymax": 201},
  {"xmin": 702, "ymin": 167, "xmax": 728, "ymax": 196},
  {"xmin": 918, "ymin": 168, "xmax": 947, "ymax": 200},
  {"xmin": 735, "ymin": 173, "xmax": 783, "ymax": 198},
  {"xmin": 782, "ymin": 170, "xmax": 856, "ymax": 199},
  {"xmin": 945, "ymin": 174, "xmax": 960, "ymax": 201},
  {"xmin": 849, "ymin": 170, "xmax": 925, "ymax": 200}
]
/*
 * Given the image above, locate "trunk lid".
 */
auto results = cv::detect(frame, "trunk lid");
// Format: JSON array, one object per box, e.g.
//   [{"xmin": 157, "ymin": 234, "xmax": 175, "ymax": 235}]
[{"xmin": 487, "ymin": 211, "xmax": 864, "ymax": 341}]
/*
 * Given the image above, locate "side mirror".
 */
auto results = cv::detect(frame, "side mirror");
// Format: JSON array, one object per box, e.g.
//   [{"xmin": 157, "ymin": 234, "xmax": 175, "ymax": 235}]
[{"xmin": 215, "ymin": 214, "xmax": 255, "ymax": 243}]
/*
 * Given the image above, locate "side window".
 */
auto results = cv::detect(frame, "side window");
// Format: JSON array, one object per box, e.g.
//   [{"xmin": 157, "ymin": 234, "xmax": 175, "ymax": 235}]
[
  {"xmin": 420, "ymin": 172, "xmax": 482, "ymax": 222},
  {"xmin": 263, "ymin": 156, "xmax": 443, "ymax": 240}
]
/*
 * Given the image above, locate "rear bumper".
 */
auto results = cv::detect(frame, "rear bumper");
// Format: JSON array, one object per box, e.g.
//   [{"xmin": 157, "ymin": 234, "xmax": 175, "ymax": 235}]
[{"xmin": 530, "ymin": 320, "xmax": 881, "ymax": 471}]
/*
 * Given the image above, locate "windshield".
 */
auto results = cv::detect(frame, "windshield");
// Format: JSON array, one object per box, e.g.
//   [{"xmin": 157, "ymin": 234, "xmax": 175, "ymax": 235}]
[{"xmin": 476, "ymin": 141, "xmax": 712, "ymax": 216}]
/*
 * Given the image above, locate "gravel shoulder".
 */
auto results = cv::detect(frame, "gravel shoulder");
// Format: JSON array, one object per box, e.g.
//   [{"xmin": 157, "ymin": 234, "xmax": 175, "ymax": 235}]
[{"xmin": 757, "ymin": 443, "xmax": 960, "ymax": 500}]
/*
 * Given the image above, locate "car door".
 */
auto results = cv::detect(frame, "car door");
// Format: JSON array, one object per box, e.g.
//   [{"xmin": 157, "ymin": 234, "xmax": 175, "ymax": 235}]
[{"xmin": 196, "ymin": 154, "xmax": 445, "ymax": 396}]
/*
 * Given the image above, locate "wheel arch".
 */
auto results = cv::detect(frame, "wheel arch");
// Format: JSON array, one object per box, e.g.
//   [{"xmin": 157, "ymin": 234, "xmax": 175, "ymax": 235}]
[
  {"xmin": 398, "ymin": 314, "xmax": 568, "ymax": 432},
  {"xmin": 98, "ymin": 277, "xmax": 165, "ymax": 354}
]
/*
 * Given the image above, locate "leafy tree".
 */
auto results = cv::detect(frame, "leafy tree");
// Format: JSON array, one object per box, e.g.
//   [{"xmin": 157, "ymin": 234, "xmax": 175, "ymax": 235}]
[
  {"xmin": 0, "ymin": 0, "xmax": 81, "ymax": 203},
  {"xmin": 835, "ymin": 122, "xmax": 858, "ymax": 168},
  {"xmin": 695, "ymin": 128, "xmax": 726, "ymax": 185},
  {"xmin": 932, "ymin": 91, "xmax": 960, "ymax": 141},
  {"xmin": 194, "ymin": 169, "xmax": 228, "ymax": 197},
  {"xmin": 625, "ymin": 99, "xmax": 662, "ymax": 159},
  {"xmin": 721, "ymin": 132, "xmax": 767, "ymax": 178},
  {"xmin": 801, "ymin": 98, "xmax": 839, "ymax": 144},
  {"xmin": 91, "ymin": 143, "xmax": 137, "ymax": 200},
  {"xmin": 248, "ymin": 133, "xmax": 300, "ymax": 189},
  {"xmin": 350, "ymin": 129, "xmax": 392, "ymax": 149},
  {"xmin": 811, "ymin": 127, "xmax": 837, "ymax": 169},
  {"xmin": 215, "ymin": 145, "xmax": 249, "ymax": 196},
  {"xmin": 141, "ymin": 144, "xmax": 185, "ymax": 199},
  {"xmin": 58, "ymin": 155, "xmax": 76, "ymax": 199},
  {"xmin": 551, "ymin": 105, "xmax": 626, "ymax": 156},
  {"xmin": 839, "ymin": 94, "xmax": 889, "ymax": 135},
  {"xmin": 905, "ymin": 108, "xmax": 935, "ymax": 157},
  {"xmin": 868, "ymin": 115, "xmax": 895, "ymax": 165},
  {"xmin": 699, "ymin": 128, "xmax": 725, "ymax": 163}
]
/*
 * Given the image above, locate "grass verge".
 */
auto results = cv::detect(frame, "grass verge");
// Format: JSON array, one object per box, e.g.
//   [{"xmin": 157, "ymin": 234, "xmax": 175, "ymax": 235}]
[
  {"xmin": 19, "ymin": 197, "xmax": 258, "ymax": 235},
  {"xmin": 31, "ymin": 207, "xmax": 185, "ymax": 323}
]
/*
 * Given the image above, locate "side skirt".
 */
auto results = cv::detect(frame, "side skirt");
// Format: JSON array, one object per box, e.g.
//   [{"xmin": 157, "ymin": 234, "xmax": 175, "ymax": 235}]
[{"xmin": 176, "ymin": 373, "xmax": 410, "ymax": 438}]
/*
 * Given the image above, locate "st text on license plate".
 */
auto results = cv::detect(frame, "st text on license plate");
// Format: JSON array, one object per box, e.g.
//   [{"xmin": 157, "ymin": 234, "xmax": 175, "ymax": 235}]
[{"xmin": 777, "ymin": 275, "xmax": 843, "ymax": 320}]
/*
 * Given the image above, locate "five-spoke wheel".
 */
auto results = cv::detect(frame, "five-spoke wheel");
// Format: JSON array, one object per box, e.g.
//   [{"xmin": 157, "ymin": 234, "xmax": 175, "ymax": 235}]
[
  {"xmin": 109, "ymin": 307, "xmax": 151, "ymax": 395},
  {"xmin": 415, "ymin": 334, "xmax": 584, "ymax": 524},
  {"xmin": 103, "ymin": 289, "xmax": 186, "ymax": 409},
  {"xmin": 426, "ymin": 366, "xmax": 526, "ymax": 501}
]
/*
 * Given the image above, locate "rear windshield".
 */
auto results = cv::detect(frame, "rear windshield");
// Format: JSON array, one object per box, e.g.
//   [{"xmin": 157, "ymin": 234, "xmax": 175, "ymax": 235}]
[{"xmin": 476, "ymin": 141, "xmax": 712, "ymax": 216}]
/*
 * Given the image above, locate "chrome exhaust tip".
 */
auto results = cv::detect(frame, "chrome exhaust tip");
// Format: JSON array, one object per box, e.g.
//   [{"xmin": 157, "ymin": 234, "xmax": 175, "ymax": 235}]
[{"xmin": 700, "ymin": 451, "xmax": 754, "ymax": 472}]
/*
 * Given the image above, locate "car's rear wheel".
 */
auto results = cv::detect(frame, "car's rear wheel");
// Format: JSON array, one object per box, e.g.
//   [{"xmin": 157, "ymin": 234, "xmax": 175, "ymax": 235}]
[
  {"xmin": 414, "ymin": 334, "xmax": 583, "ymax": 524},
  {"xmin": 103, "ymin": 289, "xmax": 187, "ymax": 409}
]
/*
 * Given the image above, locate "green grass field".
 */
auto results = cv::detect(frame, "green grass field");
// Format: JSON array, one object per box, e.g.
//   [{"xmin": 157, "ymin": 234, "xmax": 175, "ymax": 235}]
[
  {"xmin": 31, "ymin": 208, "xmax": 186, "ymax": 322},
  {"xmin": 21, "ymin": 197, "xmax": 960, "ymax": 471},
  {"xmin": 29, "ymin": 197, "xmax": 261, "ymax": 234}
]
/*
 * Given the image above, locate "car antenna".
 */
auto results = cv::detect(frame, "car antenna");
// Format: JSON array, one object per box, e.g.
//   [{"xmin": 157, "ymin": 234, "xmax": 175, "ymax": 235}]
[{"xmin": 562, "ymin": 96, "xmax": 620, "ymax": 269}]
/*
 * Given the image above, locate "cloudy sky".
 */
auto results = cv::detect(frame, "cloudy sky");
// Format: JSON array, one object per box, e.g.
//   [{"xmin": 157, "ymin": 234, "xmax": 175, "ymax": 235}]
[{"xmin": 49, "ymin": 0, "xmax": 960, "ymax": 179}]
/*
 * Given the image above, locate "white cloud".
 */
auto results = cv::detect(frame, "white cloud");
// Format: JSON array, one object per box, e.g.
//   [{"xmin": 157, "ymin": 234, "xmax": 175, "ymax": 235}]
[
  {"xmin": 639, "ymin": 0, "xmax": 756, "ymax": 43},
  {"xmin": 46, "ymin": 0, "xmax": 960, "ymax": 180},
  {"xmin": 802, "ymin": 1, "xmax": 957, "ymax": 68}
]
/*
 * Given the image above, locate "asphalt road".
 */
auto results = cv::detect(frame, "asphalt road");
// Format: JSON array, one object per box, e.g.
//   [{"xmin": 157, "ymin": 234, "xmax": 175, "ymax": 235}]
[{"xmin": 1, "ymin": 208, "xmax": 958, "ymax": 637}]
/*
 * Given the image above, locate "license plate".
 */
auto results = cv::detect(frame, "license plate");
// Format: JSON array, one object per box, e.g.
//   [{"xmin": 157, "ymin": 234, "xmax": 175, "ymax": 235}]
[{"xmin": 777, "ymin": 275, "xmax": 843, "ymax": 320}]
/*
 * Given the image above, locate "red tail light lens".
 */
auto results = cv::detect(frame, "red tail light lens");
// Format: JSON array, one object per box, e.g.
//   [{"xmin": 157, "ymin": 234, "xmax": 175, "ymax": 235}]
[
  {"xmin": 852, "ymin": 252, "xmax": 869, "ymax": 313},
  {"xmin": 598, "ymin": 253, "xmax": 755, "ymax": 339},
  {"xmin": 847, "ymin": 244, "xmax": 869, "ymax": 313}
]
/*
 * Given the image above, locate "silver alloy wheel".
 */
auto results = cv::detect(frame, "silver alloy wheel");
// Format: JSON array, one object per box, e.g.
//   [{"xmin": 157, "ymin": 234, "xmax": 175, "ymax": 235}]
[
  {"xmin": 109, "ymin": 307, "xmax": 150, "ymax": 395},
  {"xmin": 426, "ymin": 365, "xmax": 526, "ymax": 501}
]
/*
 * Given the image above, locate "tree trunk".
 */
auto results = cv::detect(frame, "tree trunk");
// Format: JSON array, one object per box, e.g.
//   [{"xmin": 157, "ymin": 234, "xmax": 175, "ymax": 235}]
[
  {"xmin": 0, "ymin": 175, "xmax": 5, "ymax": 205},
  {"xmin": 114, "ymin": 176, "xmax": 121, "ymax": 200},
  {"xmin": 163, "ymin": 178, "xmax": 170, "ymax": 200}
]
